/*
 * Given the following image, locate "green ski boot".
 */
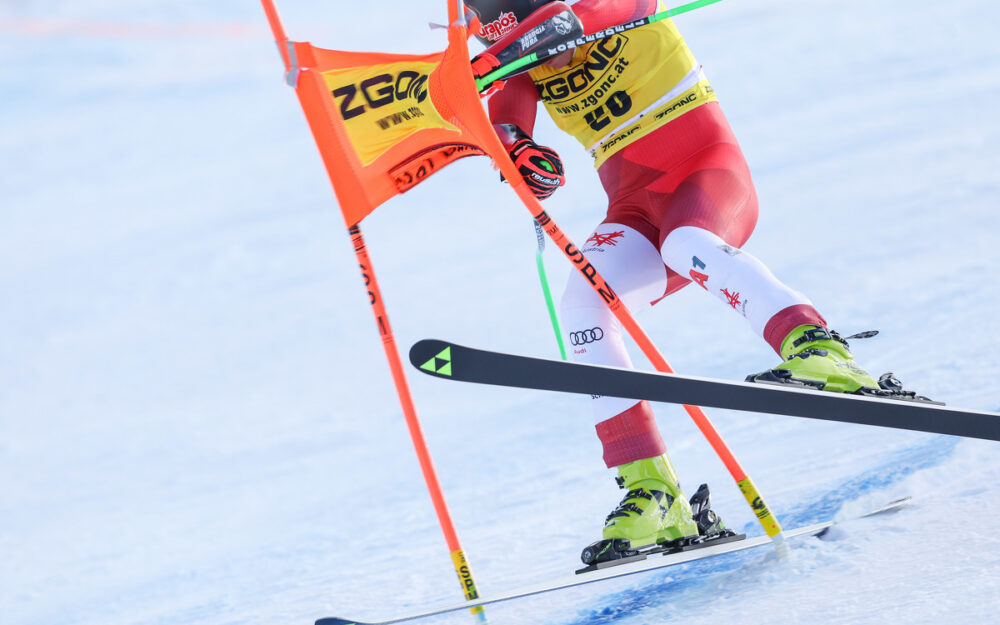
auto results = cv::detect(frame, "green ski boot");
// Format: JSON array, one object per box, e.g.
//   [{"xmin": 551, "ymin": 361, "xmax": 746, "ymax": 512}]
[
  {"xmin": 580, "ymin": 455, "xmax": 735, "ymax": 566},
  {"xmin": 601, "ymin": 454, "xmax": 700, "ymax": 549},
  {"xmin": 749, "ymin": 325, "xmax": 881, "ymax": 393}
]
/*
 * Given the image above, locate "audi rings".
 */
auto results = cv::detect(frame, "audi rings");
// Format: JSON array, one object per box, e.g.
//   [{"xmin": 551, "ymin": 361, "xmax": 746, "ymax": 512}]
[{"xmin": 570, "ymin": 327, "xmax": 605, "ymax": 346}]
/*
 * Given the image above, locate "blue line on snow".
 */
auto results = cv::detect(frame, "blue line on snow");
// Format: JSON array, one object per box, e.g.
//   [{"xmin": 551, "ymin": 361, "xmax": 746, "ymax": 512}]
[{"xmin": 769, "ymin": 435, "xmax": 958, "ymax": 529}]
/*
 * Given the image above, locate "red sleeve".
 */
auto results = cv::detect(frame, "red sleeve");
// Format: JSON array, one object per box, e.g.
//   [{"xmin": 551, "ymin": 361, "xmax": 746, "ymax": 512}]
[
  {"xmin": 487, "ymin": 72, "xmax": 540, "ymax": 138},
  {"xmin": 571, "ymin": 0, "xmax": 657, "ymax": 34}
]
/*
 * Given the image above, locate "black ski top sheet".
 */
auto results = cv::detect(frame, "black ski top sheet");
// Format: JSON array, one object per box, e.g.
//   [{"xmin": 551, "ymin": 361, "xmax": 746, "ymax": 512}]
[{"xmin": 409, "ymin": 339, "xmax": 1000, "ymax": 442}]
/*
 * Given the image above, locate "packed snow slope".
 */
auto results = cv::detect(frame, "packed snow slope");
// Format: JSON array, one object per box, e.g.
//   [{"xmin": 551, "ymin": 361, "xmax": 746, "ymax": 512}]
[{"xmin": 2, "ymin": 1, "xmax": 998, "ymax": 624}]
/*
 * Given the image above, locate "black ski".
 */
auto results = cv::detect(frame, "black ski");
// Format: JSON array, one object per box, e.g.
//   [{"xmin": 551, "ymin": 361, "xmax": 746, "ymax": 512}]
[{"xmin": 409, "ymin": 339, "xmax": 1000, "ymax": 442}]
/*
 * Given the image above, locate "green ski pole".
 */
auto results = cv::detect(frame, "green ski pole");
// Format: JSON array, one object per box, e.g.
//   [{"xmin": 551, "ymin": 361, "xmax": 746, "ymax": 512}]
[
  {"xmin": 533, "ymin": 220, "xmax": 567, "ymax": 360},
  {"xmin": 476, "ymin": 0, "xmax": 724, "ymax": 92}
]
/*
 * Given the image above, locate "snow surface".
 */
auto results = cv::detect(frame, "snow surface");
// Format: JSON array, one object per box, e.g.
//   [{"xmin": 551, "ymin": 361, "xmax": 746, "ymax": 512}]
[{"xmin": 2, "ymin": 1, "xmax": 999, "ymax": 624}]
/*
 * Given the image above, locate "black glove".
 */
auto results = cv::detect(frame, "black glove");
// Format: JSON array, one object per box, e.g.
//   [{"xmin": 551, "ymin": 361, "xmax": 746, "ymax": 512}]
[{"xmin": 504, "ymin": 134, "xmax": 566, "ymax": 200}]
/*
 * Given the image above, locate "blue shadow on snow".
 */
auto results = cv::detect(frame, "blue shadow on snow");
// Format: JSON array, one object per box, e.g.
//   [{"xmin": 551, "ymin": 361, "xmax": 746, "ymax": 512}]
[{"xmin": 561, "ymin": 435, "xmax": 959, "ymax": 625}]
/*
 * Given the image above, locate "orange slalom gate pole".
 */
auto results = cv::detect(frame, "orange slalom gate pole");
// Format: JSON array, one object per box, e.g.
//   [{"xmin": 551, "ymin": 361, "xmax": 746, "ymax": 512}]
[
  {"xmin": 260, "ymin": 1, "xmax": 490, "ymax": 619},
  {"xmin": 510, "ymin": 186, "xmax": 787, "ymax": 551},
  {"xmin": 423, "ymin": 5, "xmax": 787, "ymax": 552},
  {"xmin": 260, "ymin": 0, "xmax": 291, "ymax": 75},
  {"xmin": 350, "ymin": 226, "xmax": 488, "ymax": 620}
]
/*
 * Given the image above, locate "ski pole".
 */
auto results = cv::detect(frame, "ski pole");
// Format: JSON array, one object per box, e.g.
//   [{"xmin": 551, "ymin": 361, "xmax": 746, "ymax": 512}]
[
  {"xmin": 475, "ymin": 0, "xmax": 724, "ymax": 92},
  {"xmin": 533, "ymin": 220, "xmax": 568, "ymax": 360}
]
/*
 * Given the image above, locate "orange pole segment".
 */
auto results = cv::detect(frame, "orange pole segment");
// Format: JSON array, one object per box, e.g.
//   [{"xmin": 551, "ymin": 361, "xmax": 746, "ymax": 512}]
[
  {"xmin": 432, "ymin": 4, "xmax": 747, "ymax": 480},
  {"xmin": 260, "ymin": 0, "xmax": 291, "ymax": 72},
  {"xmin": 516, "ymin": 181, "xmax": 747, "ymax": 481},
  {"xmin": 416, "ymin": 7, "xmax": 783, "ymax": 544},
  {"xmin": 259, "ymin": 0, "xmax": 494, "ymax": 612},
  {"xmin": 350, "ymin": 226, "xmax": 462, "ymax": 551},
  {"xmin": 350, "ymin": 226, "xmax": 494, "ymax": 604},
  {"xmin": 612, "ymin": 302, "xmax": 749, "ymax": 480},
  {"xmin": 510, "ymin": 184, "xmax": 783, "ymax": 538}
]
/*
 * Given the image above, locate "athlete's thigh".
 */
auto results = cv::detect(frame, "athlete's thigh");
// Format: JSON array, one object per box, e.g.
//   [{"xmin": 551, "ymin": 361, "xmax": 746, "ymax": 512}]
[
  {"xmin": 656, "ymin": 146, "xmax": 759, "ymax": 249},
  {"xmin": 561, "ymin": 222, "xmax": 668, "ymax": 312}
]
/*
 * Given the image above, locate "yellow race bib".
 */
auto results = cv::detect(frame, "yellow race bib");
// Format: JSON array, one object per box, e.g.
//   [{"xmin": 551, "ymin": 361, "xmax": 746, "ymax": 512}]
[{"xmin": 529, "ymin": 17, "xmax": 714, "ymax": 168}]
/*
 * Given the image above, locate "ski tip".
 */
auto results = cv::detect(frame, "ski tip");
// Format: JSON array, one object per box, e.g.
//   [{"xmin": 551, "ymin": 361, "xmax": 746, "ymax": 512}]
[
  {"xmin": 850, "ymin": 496, "xmax": 912, "ymax": 522},
  {"xmin": 409, "ymin": 339, "xmax": 455, "ymax": 378},
  {"xmin": 866, "ymin": 496, "xmax": 912, "ymax": 516},
  {"xmin": 316, "ymin": 618, "xmax": 371, "ymax": 625}
]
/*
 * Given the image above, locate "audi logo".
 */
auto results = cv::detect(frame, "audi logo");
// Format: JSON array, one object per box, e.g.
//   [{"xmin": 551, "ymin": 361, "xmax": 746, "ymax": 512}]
[{"xmin": 570, "ymin": 328, "xmax": 605, "ymax": 345}]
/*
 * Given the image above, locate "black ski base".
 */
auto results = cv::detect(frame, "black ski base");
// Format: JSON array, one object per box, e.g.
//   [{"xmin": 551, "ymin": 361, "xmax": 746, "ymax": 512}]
[{"xmin": 576, "ymin": 530, "xmax": 746, "ymax": 574}]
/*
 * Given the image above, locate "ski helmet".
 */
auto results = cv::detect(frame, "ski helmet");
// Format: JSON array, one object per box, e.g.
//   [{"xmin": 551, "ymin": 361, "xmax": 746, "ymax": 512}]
[{"xmin": 465, "ymin": 0, "xmax": 557, "ymax": 45}]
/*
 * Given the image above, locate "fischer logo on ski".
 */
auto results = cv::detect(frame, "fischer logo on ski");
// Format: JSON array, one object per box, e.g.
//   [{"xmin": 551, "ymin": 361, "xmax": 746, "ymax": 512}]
[{"xmin": 419, "ymin": 346, "xmax": 453, "ymax": 376}]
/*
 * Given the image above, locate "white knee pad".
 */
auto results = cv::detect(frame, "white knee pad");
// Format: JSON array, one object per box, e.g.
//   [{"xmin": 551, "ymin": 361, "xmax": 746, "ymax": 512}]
[{"xmin": 660, "ymin": 226, "xmax": 812, "ymax": 336}]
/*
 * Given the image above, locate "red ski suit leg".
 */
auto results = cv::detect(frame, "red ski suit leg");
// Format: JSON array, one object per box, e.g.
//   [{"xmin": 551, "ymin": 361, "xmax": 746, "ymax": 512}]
[{"xmin": 599, "ymin": 101, "xmax": 759, "ymax": 295}]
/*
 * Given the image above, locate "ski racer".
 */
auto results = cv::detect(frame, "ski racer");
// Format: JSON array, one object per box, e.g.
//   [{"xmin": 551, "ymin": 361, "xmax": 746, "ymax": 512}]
[{"xmin": 466, "ymin": 0, "xmax": 909, "ymax": 559}]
